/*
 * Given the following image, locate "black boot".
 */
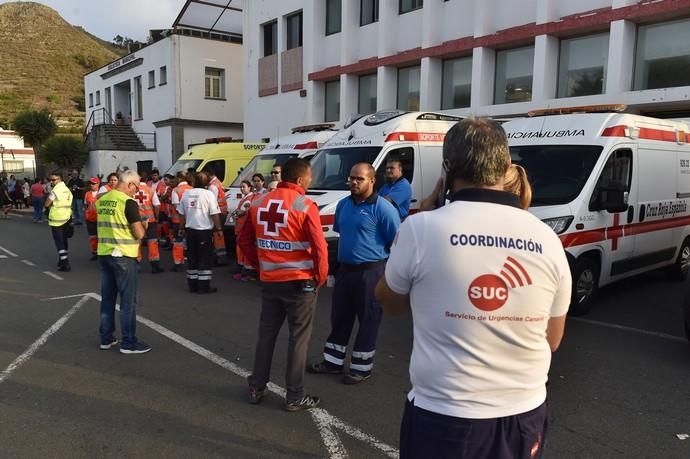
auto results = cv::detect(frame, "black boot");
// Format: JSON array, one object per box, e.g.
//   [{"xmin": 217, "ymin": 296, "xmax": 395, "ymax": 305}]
[
  {"xmin": 197, "ymin": 279, "xmax": 217, "ymax": 294},
  {"xmin": 151, "ymin": 261, "xmax": 165, "ymax": 274}
]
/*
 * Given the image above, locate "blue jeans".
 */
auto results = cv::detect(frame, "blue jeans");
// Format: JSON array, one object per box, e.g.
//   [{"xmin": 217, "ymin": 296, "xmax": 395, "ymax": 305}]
[
  {"xmin": 32, "ymin": 197, "xmax": 44, "ymax": 221},
  {"xmin": 72, "ymin": 199, "xmax": 84, "ymax": 224},
  {"xmin": 99, "ymin": 256, "xmax": 139, "ymax": 348}
]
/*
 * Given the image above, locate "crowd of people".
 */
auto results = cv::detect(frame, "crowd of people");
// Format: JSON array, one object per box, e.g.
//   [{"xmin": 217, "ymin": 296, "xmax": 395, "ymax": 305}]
[{"xmin": 7, "ymin": 117, "xmax": 571, "ymax": 457}]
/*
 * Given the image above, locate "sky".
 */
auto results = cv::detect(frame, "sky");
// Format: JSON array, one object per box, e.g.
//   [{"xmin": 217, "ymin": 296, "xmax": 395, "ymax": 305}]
[{"xmin": 0, "ymin": 0, "xmax": 188, "ymax": 42}]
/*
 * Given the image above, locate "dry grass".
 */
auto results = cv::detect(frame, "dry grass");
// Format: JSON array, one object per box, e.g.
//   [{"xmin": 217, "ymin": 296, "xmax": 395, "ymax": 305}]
[{"xmin": 0, "ymin": 2, "xmax": 123, "ymax": 132}]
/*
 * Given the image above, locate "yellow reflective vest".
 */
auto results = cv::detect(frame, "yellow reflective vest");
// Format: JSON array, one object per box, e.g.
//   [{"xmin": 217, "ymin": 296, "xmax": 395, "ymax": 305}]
[
  {"xmin": 48, "ymin": 181, "xmax": 73, "ymax": 227},
  {"xmin": 96, "ymin": 189, "xmax": 140, "ymax": 258}
]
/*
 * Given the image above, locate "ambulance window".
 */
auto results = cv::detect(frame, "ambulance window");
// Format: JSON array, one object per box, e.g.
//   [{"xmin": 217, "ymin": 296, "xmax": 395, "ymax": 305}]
[
  {"xmin": 204, "ymin": 159, "xmax": 226, "ymax": 182},
  {"xmin": 375, "ymin": 148, "xmax": 414, "ymax": 191},
  {"xmin": 590, "ymin": 149, "xmax": 632, "ymax": 210}
]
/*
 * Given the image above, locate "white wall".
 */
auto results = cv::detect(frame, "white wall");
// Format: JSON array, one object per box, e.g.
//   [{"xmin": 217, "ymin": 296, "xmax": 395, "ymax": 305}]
[
  {"xmin": 0, "ymin": 130, "xmax": 25, "ymax": 149},
  {"xmin": 183, "ymin": 126, "xmax": 244, "ymax": 150},
  {"xmin": 86, "ymin": 150, "xmax": 157, "ymax": 178},
  {"xmin": 177, "ymin": 36, "xmax": 244, "ymax": 123}
]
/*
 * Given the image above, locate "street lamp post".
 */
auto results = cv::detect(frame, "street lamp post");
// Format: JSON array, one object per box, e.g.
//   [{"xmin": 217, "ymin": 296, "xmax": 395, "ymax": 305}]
[{"xmin": 0, "ymin": 144, "xmax": 4, "ymax": 173}]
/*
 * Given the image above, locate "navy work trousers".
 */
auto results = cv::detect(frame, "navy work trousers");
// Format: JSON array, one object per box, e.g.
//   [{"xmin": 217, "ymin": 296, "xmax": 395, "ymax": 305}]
[
  {"xmin": 322, "ymin": 263, "xmax": 385, "ymax": 375},
  {"xmin": 400, "ymin": 399, "xmax": 548, "ymax": 459},
  {"xmin": 50, "ymin": 223, "xmax": 70, "ymax": 268}
]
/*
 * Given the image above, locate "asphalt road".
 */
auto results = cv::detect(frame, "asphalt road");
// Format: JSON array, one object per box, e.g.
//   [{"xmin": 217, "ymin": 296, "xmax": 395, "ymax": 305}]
[{"xmin": 1, "ymin": 211, "xmax": 689, "ymax": 458}]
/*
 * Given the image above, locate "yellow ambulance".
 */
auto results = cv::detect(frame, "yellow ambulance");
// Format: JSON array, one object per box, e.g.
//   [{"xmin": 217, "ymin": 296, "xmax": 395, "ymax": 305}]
[{"xmin": 166, "ymin": 137, "xmax": 265, "ymax": 187}]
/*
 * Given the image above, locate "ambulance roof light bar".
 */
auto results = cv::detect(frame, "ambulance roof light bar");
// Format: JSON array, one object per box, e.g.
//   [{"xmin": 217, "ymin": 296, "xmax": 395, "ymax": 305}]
[
  {"xmin": 291, "ymin": 123, "xmax": 336, "ymax": 133},
  {"xmin": 528, "ymin": 104, "xmax": 627, "ymax": 117}
]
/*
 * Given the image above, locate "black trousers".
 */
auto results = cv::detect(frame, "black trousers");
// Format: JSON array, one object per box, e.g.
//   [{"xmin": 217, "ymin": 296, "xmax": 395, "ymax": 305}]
[
  {"xmin": 249, "ymin": 280, "xmax": 318, "ymax": 402},
  {"xmin": 50, "ymin": 223, "xmax": 70, "ymax": 267},
  {"xmin": 186, "ymin": 228, "xmax": 214, "ymax": 291}
]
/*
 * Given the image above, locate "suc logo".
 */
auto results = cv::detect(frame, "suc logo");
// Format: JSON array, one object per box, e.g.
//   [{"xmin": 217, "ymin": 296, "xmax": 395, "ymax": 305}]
[{"xmin": 468, "ymin": 257, "xmax": 532, "ymax": 311}]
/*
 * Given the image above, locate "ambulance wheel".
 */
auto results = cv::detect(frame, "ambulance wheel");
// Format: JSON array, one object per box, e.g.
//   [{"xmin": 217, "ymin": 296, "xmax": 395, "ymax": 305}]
[
  {"xmin": 666, "ymin": 238, "xmax": 690, "ymax": 281},
  {"xmin": 569, "ymin": 257, "xmax": 599, "ymax": 316}
]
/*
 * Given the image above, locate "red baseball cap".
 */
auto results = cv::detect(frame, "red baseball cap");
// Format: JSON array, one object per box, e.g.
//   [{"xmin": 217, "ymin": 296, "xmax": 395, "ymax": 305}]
[{"xmin": 89, "ymin": 177, "xmax": 100, "ymax": 184}]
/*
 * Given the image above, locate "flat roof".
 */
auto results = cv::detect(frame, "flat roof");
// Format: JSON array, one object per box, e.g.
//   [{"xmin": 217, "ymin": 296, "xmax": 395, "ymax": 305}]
[{"xmin": 173, "ymin": 0, "xmax": 243, "ymax": 39}]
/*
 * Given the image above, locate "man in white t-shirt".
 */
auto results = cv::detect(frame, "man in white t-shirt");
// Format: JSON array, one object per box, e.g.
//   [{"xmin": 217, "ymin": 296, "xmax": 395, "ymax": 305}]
[
  {"xmin": 177, "ymin": 171, "xmax": 222, "ymax": 294},
  {"xmin": 376, "ymin": 118, "xmax": 571, "ymax": 459}
]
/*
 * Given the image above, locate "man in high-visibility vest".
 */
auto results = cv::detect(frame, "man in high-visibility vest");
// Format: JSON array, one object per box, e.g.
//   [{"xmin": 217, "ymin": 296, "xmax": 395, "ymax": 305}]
[
  {"xmin": 134, "ymin": 181, "xmax": 164, "ymax": 273},
  {"xmin": 204, "ymin": 165, "xmax": 228, "ymax": 265},
  {"xmin": 44, "ymin": 171, "xmax": 73, "ymax": 272},
  {"xmin": 96, "ymin": 169, "xmax": 151, "ymax": 354},
  {"xmin": 238, "ymin": 158, "xmax": 329, "ymax": 412}
]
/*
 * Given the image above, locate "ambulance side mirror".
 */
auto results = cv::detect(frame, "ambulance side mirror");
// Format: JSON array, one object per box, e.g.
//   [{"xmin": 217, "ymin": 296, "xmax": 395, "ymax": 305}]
[{"xmin": 596, "ymin": 182, "xmax": 628, "ymax": 213}]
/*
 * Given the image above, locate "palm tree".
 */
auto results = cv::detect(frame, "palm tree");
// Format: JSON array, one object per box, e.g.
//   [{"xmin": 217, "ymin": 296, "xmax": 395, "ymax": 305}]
[{"xmin": 13, "ymin": 109, "xmax": 58, "ymax": 177}]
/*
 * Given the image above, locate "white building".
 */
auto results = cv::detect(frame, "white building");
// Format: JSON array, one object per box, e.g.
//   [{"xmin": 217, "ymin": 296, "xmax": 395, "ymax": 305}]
[
  {"xmin": 0, "ymin": 129, "xmax": 35, "ymax": 179},
  {"xmin": 244, "ymin": 0, "xmax": 690, "ymax": 140},
  {"xmin": 84, "ymin": 0, "xmax": 244, "ymax": 176}
]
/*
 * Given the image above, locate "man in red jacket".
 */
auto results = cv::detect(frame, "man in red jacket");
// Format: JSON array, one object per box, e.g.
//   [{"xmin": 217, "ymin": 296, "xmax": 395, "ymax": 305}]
[{"xmin": 238, "ymin": 158, "xmax": 328, "ymax": 412}]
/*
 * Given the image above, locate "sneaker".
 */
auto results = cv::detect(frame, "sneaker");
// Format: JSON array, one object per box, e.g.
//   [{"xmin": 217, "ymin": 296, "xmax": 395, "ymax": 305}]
[
  {"xmin": 232, "ymin": 273, "xmax": 243, "ymax": 281},
  {"xmin": 120, "ymin": 342, "xmax": 152, "ymax": 355},
  {"xmin": 151, "ymin": 264, "xmax": 165, "ymax": 274},
  {"xmin": 248, "ymin": 385, "xmax": 265, "ymax": 404},
  {"xmin": 307, "ymin": 360, "xmax": 343, "ymax": 375},
  {"xmin": 99, "ymin": 338, "xmax": 118, "ymax": 350},
  {"xmin": 57, "ymin": 264, "xmax": 71, "ymax": 272},
  {"xmin": 342, "ymin": 373, "xmax": 371, "ymax": 385},
  {"xmin": 241, "ymin": 274, "xmax": 257, "ymax": 281},
  {"xmin": 197, "ymin": 287, "xmax": 218, "ymax": 294},
  {"xmin": 285, "ymin": 395, "xmax": 320, "ymax": 412}
]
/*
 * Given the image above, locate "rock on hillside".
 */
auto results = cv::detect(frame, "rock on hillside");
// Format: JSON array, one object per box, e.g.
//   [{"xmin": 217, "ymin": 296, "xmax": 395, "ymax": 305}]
[{"xmin": 0, "ymin": 1, "xmax": 121, "ymax": 132}]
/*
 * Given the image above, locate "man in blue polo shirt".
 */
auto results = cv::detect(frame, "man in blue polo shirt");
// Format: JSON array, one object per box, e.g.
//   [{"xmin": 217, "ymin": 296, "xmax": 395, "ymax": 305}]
[
  {"xmin": 308, "ymin": 162, "xmax": 400, "ymax": 384},
  {"xmin": 378, "ymin": 158, "xmax": 412, "ymax": 220}
]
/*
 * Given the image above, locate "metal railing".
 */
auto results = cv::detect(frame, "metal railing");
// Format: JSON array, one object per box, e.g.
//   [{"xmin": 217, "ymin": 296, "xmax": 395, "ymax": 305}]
[
  {"xmin": 136, "ymin": 132, "xmax": 157, "ymax": 151},
  {"xmin": 83, "ymin": 107, "xmax": 114, "ymax": 139}
]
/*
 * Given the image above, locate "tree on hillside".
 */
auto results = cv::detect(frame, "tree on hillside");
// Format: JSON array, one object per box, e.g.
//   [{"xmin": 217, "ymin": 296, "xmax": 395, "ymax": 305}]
[
  {"xmin": 39, "ymin": 136, "xmax": 88, "ymax": 171},
  {"xmin": 113, "ymin": 35, "xmax": 124, "ymax": 47},
  {"xmin": 13, "ymin": 109, "xmax": 58, "ymax": 177}
]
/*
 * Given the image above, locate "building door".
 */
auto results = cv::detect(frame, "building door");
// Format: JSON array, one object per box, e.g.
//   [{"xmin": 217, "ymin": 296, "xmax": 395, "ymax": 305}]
[{"xmin": 104, "ymin": 87, "xmax": 112, "ymax": 120}]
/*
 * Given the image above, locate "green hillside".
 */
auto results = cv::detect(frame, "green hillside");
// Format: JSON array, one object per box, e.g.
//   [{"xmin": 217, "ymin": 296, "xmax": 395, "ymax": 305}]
[{"xmin": 0, "ymin": 2, "xmax": 122, "ymax": 132}]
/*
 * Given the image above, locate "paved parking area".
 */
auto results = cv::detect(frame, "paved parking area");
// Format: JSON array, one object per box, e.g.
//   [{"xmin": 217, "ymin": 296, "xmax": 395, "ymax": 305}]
[{"xmin": 1, "ymin": 213, "xmax": 689, "ymax": 458}]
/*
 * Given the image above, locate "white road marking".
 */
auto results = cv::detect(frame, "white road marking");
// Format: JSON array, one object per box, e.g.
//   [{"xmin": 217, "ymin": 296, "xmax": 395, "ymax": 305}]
[
  {"xmin": 42, "ymin": 271, "xmax": 64, "ymax": 281},
  {"xmin": 0, "ymin": 295, "xmax": 90, "ymax": 384},
  {"xmin": 0, "ymin": 245, "xmax": 18, "ymax": 257},
  {"xmin": 0, "ymin": 255, "xmax": 7, "ymax": 259},
  {"xmin": 47, "ymin": 293, "xmax": 398, "ymax": 458},
  {"xmin": 21, "ymin": 260, "xmax": 35, "ymax": 266},
  {"xmin": 570, "ymin": 317, "xmax": 687, "ymax": 344}
]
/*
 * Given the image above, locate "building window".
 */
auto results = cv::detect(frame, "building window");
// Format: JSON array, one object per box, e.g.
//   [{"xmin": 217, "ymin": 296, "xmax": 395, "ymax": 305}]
[
  {"xmin": 95, "ymin": 90, "xmax": 101, "ymax": 106},
  {"xmin": 262, "ymin": 20, "xmax": 277, "ymax": 56},
  {"xmin": 160, "ymin": 66, "xmax": 167, "ymax": 85},
  {"xmin": 397, "ymin": 65, "xmax": 421, "ymax": 111},
  {"xmin": 326, "ymin": 0, "xmax": 342, "ymax": 35},
  {"xmin": 358, "ymin": 74, "xmax": 378, "ymax": 114},
  {"xmin": 205, "ymin": 67, "xmax": 225, "ymax": 99},
  {"xmin": 148, "ymin": 70, "xmax": 155, "ymax": 89},
  {"xmin": 88, "ymin": 93, "xmax": 93, "ymax": 107},
  {"xmin": 4, "ymin": 160, "xmax": 23, "ymax": 173},
  {"xmin": 494, "ymin": 46, "xmax": 534, "ymax": 104},
  {"xmin": 286, "ymin": 12, "xmax": 303, "ymax": 50},
  {"xmin": 634, "ymin": 18, "xmax": 690, "ymax": 90},
  {"xmin": 325, "ymin": 80, "xmax": 340, "ymax": 122},
  {"xmin": 134, "ymin": 76, "xmax": 143, "ymax": 120},
  {"xmin": 400, "ymin": 0, "xmax": 423, "ymax": 14},
  {"xmin": 558, "ymin": 34, "xmax": 609, "ymax": 98},
  {"xmin": 441, "ymin": 56, "xmax": 472, "ymax": 109},
  {"xmin": 361, "ymin": 0, "xmax": 379, "ymax": 25}
]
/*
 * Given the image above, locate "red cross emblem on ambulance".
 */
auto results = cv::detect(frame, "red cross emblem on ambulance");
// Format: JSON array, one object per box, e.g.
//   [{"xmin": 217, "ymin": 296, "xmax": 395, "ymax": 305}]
[{"xmin": 257, "ymin": 199, "xmax": 288, "ymax": 237}]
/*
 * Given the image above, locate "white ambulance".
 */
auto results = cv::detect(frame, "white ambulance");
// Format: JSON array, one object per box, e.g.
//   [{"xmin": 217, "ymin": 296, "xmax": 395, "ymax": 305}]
[
  {"xmin": 503, "ymin": 105, "xmax": 690, "ymax": 315},
  {"xmin": 307, "ymin": 110, "xmax": 462, "ymax": 266},
  {"xmin": 225, "ymin": 124, "xmax": 338, "ymax": 213}
]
